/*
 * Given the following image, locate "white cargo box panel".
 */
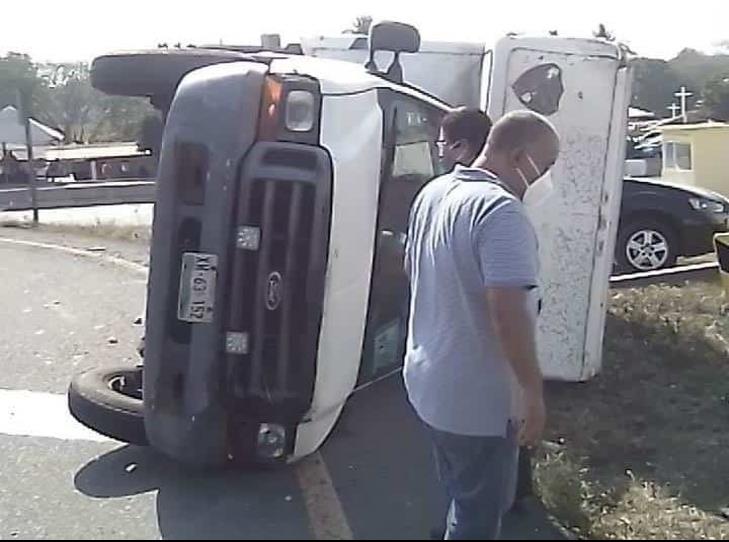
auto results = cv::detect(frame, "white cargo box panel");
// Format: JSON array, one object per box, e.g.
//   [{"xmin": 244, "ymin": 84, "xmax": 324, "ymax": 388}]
[
  {"xmin": 301, "ymin": 35, "xmax": 486, "ymax": 108},
  {"xmin": 487, "ymin": 36, "xmax": 631, "ymax": 381}
]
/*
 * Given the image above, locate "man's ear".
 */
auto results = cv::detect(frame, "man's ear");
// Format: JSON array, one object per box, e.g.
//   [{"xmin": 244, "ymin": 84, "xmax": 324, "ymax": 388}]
[{"xmin": 457, "ymin": 142, "xmax": 476, "ymax": 163}]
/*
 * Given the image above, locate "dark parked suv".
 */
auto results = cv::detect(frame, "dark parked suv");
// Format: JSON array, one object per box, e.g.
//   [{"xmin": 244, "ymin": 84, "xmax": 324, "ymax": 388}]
[{"xmin": 617, "ymin": 177, "xmax": 729, "ymax": 272}]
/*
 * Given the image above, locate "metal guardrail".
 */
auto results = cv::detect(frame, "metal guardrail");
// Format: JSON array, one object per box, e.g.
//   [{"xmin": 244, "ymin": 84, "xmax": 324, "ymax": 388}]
[
  {"xmin": 0, "ymin": 180, "xmax": 156, "ymax": 212},
  {"xmin": 609, "ymin": 262, "xmax": 719, "ymax": 289},
  {"xmin": 0, "ymin": 182, "xmax": 721, "ymax": 292}
]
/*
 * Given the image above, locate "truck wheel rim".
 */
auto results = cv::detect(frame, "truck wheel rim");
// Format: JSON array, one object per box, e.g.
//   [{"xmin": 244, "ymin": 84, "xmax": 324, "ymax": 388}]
[{"xmin": 107, "ymin": 372, "xmax": 143, "ymax": 400}]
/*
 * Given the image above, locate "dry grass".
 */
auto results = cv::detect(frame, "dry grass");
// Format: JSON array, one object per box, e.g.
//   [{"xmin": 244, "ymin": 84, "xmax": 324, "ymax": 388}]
[
  {"xmin": 536, "ymin": 279, "xmax": 729, "ymax": 539},
  {"xmin": 0, "ymin": 218, "xmax": 151, "ymax": 244}
]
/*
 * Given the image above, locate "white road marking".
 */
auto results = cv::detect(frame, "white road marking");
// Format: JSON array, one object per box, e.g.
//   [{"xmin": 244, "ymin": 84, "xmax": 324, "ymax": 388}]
[
  {"xmin": 0, "ymin": 236, "xmax": 353, "ymax": 538},
  {"xmin": 0, "ymin": 237, "xmax": 148, "ymax": 277},
  {"xmin": 0, "ymin": 388, "xmax": 112, "ymax": 443},
  {"xmin": 0, "ymin": 237, "xmax": 143, "ymax": 443},
  {"xmin": 1, "ymin": 388, "xmax": 354, "ymax": 537}
]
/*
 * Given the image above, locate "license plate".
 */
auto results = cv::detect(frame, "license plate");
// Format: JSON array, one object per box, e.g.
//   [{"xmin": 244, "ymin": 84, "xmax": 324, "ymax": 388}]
[{"xmin": 177, "ymin": 252, "xmax": 218, "ymax": 323}]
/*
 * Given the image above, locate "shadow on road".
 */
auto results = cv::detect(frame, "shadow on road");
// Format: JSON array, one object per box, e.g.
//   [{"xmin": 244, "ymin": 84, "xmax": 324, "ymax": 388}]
[
  {"xmin": 74, "ymin": 377, "xmax": 566, "ymax": 540},
  {"xmin": 74, "ymin": 445, "xmax": 311, "ymax": 540},
  {"xmin": 325, "ymin": 377, "xmax": 567, "ymax": 541}
]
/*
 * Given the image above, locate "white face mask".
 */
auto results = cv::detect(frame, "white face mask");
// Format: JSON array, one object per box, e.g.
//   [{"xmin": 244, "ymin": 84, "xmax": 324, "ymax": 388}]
[{"xmin": 517, "ymin": 154, "xmax": 555, "ymax": 211}]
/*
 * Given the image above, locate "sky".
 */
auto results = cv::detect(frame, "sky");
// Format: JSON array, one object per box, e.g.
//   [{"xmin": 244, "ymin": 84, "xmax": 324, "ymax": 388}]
[{"xmin": 3, "ymin": 0, "xmax": 729, "ymax": 63}]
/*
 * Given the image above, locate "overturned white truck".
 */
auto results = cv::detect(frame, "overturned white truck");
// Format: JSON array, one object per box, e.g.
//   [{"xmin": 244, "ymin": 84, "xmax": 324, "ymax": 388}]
[
  {"xmin": 305, "ymin": 32, "xmax": 632, "ymax": 381},
  {"xmin": 68, "ymin": 23, "xmax": 631, "ymax": 467}
]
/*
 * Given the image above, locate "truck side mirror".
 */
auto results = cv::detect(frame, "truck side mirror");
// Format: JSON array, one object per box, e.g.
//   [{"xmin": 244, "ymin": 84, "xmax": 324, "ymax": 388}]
[{"xmin": 366, "ymin": 21, "xmax": 420, "ymax": 84}]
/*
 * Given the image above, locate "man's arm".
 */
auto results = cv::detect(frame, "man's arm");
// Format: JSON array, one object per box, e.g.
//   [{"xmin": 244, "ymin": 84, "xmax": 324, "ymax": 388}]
[
  {"xmin": 487, "ymin": 286, "xmax": 545, "ymax": 446},
  {"xmin": 474, "ymin": 200, "xmax": 545, "ymax": 446}
]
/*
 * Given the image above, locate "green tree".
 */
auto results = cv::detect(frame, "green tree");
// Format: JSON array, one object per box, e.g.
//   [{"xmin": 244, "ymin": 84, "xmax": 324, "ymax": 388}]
[
  {"xmin": 630, "ymin": 58, "xmax": 681, "ymax": 116},
  {"xmin": 92, "ymin": 94, "xmax": 154, "ymax": 143},
  {"xmin": 669, "ymin": 48, "xmax": 729, "ymax": 91},
  {"xmin": 42, "ymin": 63, "xmax": 97, "ymax": 142},
  {"xmin": 41, "ymin": 62, "xmax": 153, "ymax": 143},
  {"xmin": 702, "ymin": 74, "xmax": 729, "ymax": 121},
  {"xmin": 0, "ymin": 52, "xmax": 49, "ymax": 117}
]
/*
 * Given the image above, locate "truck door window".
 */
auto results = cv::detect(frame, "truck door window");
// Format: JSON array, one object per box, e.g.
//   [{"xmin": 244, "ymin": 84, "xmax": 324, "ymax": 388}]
[
  {"xmin": 357, "ymin": 94, "xmax": 443, "ymax": 386},
  {"xmin": 379, "ymin": 98, "xmax": 441, "ymax": 233},
  {"xmin": 393, "ymin": 141, "xmax": 434, "ymax": 178}
]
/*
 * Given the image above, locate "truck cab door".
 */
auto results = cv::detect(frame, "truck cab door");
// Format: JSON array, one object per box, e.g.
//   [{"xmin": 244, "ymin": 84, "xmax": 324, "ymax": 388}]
[{"xmin": 356, "ymin": 92, "xmax": 444, "ymax": 386}]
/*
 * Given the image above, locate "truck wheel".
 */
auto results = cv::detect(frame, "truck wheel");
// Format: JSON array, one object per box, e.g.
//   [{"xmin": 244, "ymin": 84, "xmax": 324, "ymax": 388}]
[
  {"xmin": 616, "ymin": 219, "xmax": 678, "ymax": 273},
  {"xmin": 92, "ymin": 50, "xmax": 246, "ymax": 100},
  {"xmin": 68, "ymin": 366, "xmax": 147, "ymax": 445}
]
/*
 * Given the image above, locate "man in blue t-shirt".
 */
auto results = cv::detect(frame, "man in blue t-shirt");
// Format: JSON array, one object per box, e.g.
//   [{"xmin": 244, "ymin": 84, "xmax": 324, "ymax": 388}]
[{"xmin": 405, "ymin": 110, "xmax": 559, "ymax": 540}]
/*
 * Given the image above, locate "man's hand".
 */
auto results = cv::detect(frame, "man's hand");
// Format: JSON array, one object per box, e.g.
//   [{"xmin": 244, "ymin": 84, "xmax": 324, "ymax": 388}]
[{"xmin": 520, "ymin": 390, "xmax": 546, "ymax": 447}]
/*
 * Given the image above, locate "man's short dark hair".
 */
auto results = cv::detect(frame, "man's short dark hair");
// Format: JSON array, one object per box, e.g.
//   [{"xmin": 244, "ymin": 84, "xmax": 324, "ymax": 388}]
[{"xmin": 441, "ymin": 108, "xmax": 492, "ymax": 151}]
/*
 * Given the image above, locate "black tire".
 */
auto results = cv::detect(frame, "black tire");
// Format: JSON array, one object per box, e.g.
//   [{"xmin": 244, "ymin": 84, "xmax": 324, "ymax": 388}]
[
  {"xmin": 91, "ymin": 50, "xmax": 247, "ymax": 99},
  {"xmin": 68, "ymin": 366, "xmax": 147, "ymax": 445},
  {"xmin": 616, "ymin": 219, "xmax": 678, "ymax": 273}
]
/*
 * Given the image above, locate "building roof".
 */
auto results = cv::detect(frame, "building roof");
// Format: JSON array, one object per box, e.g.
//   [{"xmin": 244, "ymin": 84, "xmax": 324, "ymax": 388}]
[
  {"xmin": 659, "ymin": 121, "xmax": 729, "ymax": 133},
  {"xmin": 43, "ymin": 143, "xmax": 145, "ymax": 161},
  {"xmin": 629, "ymin": 107, "xmax": 655, "ymax": 119},
  {"xmin": 0, "ymin": 106, "xmax": 64, "ymax": 146}
]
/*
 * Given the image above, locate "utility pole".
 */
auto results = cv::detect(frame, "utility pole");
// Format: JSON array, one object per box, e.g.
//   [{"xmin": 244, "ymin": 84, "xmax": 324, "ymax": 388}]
[{"xmin": 17, "ymin": 89, "xmax": 38, "ymax": 225}]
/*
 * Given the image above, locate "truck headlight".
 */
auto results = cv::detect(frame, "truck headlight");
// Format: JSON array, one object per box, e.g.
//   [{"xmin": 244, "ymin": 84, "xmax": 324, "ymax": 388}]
[
  {"xmin": 285, "ymin": 90, "xmax": 315, "ymax": 132},
  {"xmin": 689, "ymin": 197, "xmax": 725, "ymax": 214}
]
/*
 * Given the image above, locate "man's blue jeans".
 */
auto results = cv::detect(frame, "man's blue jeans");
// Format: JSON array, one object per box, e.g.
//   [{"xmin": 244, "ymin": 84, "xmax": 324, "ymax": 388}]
[{"xmin": 428, "ymin": 423, "xmax": 519, "ymax": 540}]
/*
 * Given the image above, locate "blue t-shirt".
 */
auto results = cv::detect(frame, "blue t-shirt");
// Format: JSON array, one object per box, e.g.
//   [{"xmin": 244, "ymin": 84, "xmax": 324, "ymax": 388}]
[{"xmin": 404, "ymin": 166, "xmax": 539, "ymax": 437}]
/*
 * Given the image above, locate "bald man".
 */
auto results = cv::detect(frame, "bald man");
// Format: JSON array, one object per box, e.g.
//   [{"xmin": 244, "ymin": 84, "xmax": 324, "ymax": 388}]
[{"xmin": 405, "ymin": 110, "xmax": 559, "ymax": 540}]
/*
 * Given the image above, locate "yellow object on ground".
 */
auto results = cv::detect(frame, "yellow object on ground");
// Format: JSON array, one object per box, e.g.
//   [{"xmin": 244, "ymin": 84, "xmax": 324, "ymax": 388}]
[{"xmin": 715, "ymin": 233, "xmax": 729, "ymax": 295}]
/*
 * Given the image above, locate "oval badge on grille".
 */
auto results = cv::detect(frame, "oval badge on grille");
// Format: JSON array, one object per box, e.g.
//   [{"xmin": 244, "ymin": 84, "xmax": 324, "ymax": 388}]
[{"xmin": 265, "ymin": 271, "xmax": 283, "ymax": 311}]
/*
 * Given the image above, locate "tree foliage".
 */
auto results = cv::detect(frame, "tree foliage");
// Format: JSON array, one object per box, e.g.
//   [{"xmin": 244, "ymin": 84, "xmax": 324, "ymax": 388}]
[
  {"xmin": 631, "ymin": 48, "xmax": 729, "ymax": 117},
  {"xmin": 702, "ymin": 73, "xmax": 729, "ymax": 121},
  {"xmin": 0, "ymin": 52, "xmax": 48, "ymax": 116},
  {"xmin": 0, "ymin": 54, "xmax": 152, "ymax": 143}
]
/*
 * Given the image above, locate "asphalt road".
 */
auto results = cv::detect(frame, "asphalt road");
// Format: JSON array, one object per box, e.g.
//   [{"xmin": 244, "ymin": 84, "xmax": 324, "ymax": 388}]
[{"xmin": 0, "ymin": 235, "xmax": 565, "ymax": 540}]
